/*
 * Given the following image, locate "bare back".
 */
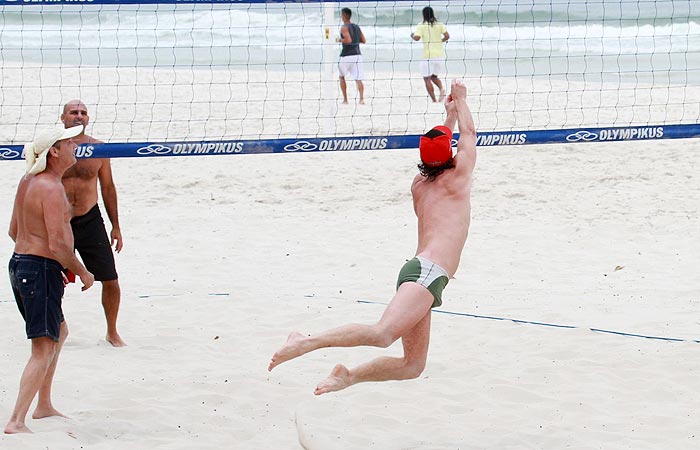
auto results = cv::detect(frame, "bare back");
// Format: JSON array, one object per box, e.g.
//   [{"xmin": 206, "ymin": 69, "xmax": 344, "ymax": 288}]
[
  {"xmin": 61, "ymin": 135, "xmax": 105, "ymax": 216},
  {"xmin": 412, "ymin": 151, "xmax": 474, "ymax": 276},
  {"xmin": 12, "ymin": 175, "xmax": 74, "ymax": 260}
]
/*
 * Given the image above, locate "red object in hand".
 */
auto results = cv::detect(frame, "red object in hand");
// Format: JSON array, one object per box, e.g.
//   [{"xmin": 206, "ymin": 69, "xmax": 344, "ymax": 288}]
[{"xmin": 65, "ymin": 270, "xmax": 76, "ymax": 283}]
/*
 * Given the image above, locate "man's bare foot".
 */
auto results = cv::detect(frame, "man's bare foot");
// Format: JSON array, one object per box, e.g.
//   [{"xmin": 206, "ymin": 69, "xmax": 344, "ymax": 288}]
[
  {"xmin": 268, "ymin": 332, "xmax": 306, "ymax": 371},
  {"xmin": 4, "ymin": 422, "xmax": 32, "ymax": 434},
  {"xmin": 107, "ymin": 333, "xmax": 127, "ymax": 347},
  {"xmin": 314, "ymin": 364, "xmax": 352, "ymax": 395},
  {"xmin": 341, "ymin": 100, "xmax": 349, "ymax": 104},
  {"xmin": 438, "ymin": 89, "xmax": 446, "ymax": 102},
  {"xmin": 32, "ymin": 406, "xmax": 68, "ymax": 420},
  {"xmin": 359, "ymin": 99, "xmax": 365, "ymax": 105}
]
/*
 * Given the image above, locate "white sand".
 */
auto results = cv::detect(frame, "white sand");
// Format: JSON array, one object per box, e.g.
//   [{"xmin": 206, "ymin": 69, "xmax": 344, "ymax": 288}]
[{"xmin": 1, "ymin": 136, "xmax": 700, "ymax": 449}]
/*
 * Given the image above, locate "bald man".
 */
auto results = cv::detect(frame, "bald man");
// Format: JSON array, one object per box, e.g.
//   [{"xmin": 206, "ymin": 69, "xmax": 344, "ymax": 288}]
[{"xmin": 61, "ymin": 100, "xmax": 125, "ymax": 347}]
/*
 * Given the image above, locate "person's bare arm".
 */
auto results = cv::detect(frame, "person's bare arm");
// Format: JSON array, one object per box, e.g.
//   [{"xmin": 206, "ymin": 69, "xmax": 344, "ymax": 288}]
[
  {"xmin": 9, "ymin": 214, "xmax": 17, "ymax": 242},
  {"xmin": 449, "ymin": 80, "xmax": 477, "ymax": 172},
  {"xmin": 443, "ymin": 96, "xmax": 457, "ymax": 131},
  {"xmin": 442, "ymin": 31, "xmax": 450, "ymax": 42},
  {"xmin": 337, "ymin": 25, "xmax": 351, "ymax": 44},
  {"xmin": 359, "ymin": 29, "xmax": 366, "ymax": 44},
  {"xmin": 8, "ymin": 179, "xmax": 23, "ymax": 242},
  {"xmin": 43, "ymin": 187, "xmax": 94, "ymax": 290},
  {"xmin": 98, "ymin": 159, "xmax": 123, "ymax": 253}
]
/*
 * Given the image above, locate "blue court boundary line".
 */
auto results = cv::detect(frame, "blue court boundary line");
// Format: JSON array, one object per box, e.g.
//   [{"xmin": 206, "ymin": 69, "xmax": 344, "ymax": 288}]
[
  {"xmin": 1, "ymin": 124, "xmax": 699, "ymax": 161},
  {"xmin": 357, "ymin": 300, "xmax": 700, "ymax": 343}
]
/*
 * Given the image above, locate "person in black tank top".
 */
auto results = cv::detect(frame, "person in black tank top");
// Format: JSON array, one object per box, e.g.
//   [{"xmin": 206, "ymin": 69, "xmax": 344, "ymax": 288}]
[
  {"xmin": 340, "ymin": 22, "xmax": 362, "ymax": 57},
  {"xmin": 336, "ymin": 8, "xmax": 366, "ymax": 104}
]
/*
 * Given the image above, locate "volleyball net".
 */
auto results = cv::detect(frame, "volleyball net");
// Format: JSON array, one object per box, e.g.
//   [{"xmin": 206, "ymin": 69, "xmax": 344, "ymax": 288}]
[{"xmin": 0, "ymin": 0, "xmax": 699, "ymax": 160}]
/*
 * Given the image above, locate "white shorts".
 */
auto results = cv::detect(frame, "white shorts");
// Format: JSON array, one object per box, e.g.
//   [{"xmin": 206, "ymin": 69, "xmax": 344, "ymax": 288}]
[
  {"xmin": 420, "ymin": 59, "xmax": 445, "ymax": 78},
  {"xmin": 338, "ymin": 55, "xmax": 364, "ymax": 80}
]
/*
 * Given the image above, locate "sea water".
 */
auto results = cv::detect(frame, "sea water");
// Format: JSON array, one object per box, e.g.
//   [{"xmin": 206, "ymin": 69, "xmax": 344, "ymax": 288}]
[{"xmin": 1, "ymin": 0, "xmax": 698, "ymax": 85}]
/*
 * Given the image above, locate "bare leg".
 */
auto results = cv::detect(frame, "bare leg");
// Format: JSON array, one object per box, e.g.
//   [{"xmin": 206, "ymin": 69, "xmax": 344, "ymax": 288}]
[
  {"xmin": 433, "ymin": 76, "xmax": 446, "ymax": 102},
  {"xmin": 102, "ymin": 280, "xmax": 126, "ymax": 347},
  {"xmin": 268, "ymin": 282, "xmax": 433, "ymax": 371},
  {"xmin": 4, "ymin": 337, "xmax": 57, "ymax": 434},
  {"xmin": 315, "ymin": 310, "xmax": 431, "ymax": 395},
  {"xmin": 339, "ymin": 76, "xmax": 348, "ymax": 104},
  {"xmin": 356, "ymin": 80, "xmax": 365, "ymax": 104},
  {"xmin": 268, "ymin": 324, "xmax": 382, "ymax": 372},
  {"xmin": 423, "ymin": 77, "xmax": 437, "ymax": 102},
  {"xmin": 33, "ymin": 322, "xmax": 69, "ymax": 419}
]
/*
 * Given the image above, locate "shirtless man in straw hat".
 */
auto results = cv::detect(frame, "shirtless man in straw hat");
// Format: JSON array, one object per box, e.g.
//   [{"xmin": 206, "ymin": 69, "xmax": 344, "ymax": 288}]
[
  {"xmin": 61, "ymin": 100, "xmax": 126, "ymax": 347},
  {"xmin": 268, "ymin": 79, "xmax": 476, "ymax": 395},
  {"xmin": 5, "ymin": 125, "xmax": 94, "ymax": 434}
]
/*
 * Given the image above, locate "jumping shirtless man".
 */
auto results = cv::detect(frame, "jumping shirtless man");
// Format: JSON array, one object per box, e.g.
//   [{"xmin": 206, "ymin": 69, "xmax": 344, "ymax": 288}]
[{"xmin": 268, "ymin": 79, "xmax": 476, "ymax": 394}]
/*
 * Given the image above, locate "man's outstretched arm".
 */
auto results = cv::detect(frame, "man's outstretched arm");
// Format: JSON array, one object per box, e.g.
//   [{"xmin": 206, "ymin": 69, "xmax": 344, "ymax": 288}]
[
  {"xmin": 443, "ymin": 95, "xmax": 457, "ymax": 132},
  {"xmin": 449, "ymin": 80, "xmax": 476, "ymax": 171}
]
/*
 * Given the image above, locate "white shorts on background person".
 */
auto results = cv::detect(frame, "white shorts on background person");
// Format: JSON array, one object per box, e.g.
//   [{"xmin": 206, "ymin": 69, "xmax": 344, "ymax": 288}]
[
  {"xmin": 420, "ymin": 58, "xmax": 445, "ymax": 77},
  {"xmin": 338, "ymin": 55, "xmax": 364, "ymax": 80}
]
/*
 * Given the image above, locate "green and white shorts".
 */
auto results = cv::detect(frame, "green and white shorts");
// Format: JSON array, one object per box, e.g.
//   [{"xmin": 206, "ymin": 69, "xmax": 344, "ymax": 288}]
[{"xmin": 396, "ymin": 256, "xmax": 449, "ymax": 308}]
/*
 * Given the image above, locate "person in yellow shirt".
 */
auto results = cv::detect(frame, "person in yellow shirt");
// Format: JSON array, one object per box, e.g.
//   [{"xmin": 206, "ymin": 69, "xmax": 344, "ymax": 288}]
[{"xmin": 411, "ymin": 7, "xmax": 450, "ymax": 102}]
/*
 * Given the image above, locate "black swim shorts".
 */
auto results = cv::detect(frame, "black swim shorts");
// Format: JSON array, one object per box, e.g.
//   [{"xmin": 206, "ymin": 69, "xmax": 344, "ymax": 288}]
[
  {"xmin": 9, "ymin": 253, "xmax": 65, "ymax": 342},
  {"xmin": 71, "ymin": 204, "xmax": 118, "ymax": 281}
]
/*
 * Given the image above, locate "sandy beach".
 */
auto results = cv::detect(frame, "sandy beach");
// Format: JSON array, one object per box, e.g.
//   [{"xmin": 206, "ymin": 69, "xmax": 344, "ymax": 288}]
[
  {"xmin": 2, "ymin": 1, "xmax": 700, "ymax": 446},
  {"xmin": 0, "ymin": 133, "xmax": 699, "ymax": 449}
]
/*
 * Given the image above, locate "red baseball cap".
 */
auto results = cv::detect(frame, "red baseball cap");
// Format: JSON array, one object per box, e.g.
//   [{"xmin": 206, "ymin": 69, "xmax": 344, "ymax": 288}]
[{"xmin": 419, "ymin": 125, "xmax": 453, "ymax": 167}]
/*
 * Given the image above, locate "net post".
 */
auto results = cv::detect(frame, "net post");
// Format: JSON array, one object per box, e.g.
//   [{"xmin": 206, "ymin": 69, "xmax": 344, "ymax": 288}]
[{"xmin": 321, "ymin": 2, "xmax": 336, "ymax": 135}]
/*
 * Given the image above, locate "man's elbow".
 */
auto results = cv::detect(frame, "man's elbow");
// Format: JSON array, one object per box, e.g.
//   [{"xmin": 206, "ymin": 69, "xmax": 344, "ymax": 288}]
[
  {"xmin": 101, "ymin": 185, "xmax": 117, "ymax": 199},
  {"xmin": 458, "ymin": 124, "xmax": 476, "ymax": 137},
  {"xmin": 48, "ymin": 241, "xmax": 70, "ymax": 260},
  {"xmin": 101, "ymin": 180, "xmax": 117, "ymax": 192},
  {"xmin": 47, "ymin": 242, "xmax": 61, "ymax": 256}
]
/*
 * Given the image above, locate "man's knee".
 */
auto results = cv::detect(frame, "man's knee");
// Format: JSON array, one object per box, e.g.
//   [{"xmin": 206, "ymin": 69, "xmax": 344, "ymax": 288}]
[
  {"xmin": 369, "ymin": 325, "xmax": 396, "ymax": 348},
  {"xmin": 402, "ymin": 357, "xmax": 426, "ymax": 379},
  {"xmin": 102, "ymin": 279, "xmax": 120, "ymax": 295},
  {"xmin": 31, "ymin": 337, "xmax": 58, "ymax": 360},
  {"xmin": 59, "ymin": 322, "xmax": 69, "ymax": 342}
]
